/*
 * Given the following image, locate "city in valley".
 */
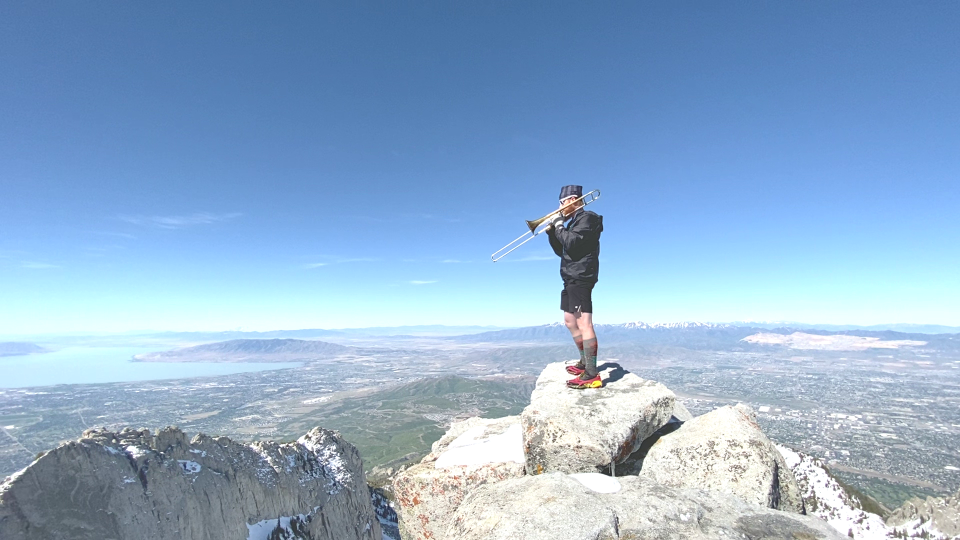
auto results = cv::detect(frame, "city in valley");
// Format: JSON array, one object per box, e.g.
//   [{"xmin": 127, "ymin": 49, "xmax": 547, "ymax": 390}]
[{"xmin": 1, "ymin": 323, "xmax": 958, "ymax": 511}]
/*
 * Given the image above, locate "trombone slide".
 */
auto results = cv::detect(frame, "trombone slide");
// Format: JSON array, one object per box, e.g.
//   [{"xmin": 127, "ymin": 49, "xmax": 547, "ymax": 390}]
[{"xmin": 490, "ymin": 189, "xmax": 600, "ymax": 262}]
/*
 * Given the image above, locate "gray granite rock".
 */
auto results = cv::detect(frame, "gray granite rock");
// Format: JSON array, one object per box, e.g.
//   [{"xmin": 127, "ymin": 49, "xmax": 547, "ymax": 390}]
[
  {"xmin": 672, "ymin": 400, "xmax": 694, "ymax": 422},
  {"xmin": 639, "ymin": 404, "xmax": 805, "ymax": 513},
  {"xmin": 521, "ymin": 361, "xmax": 675, "ymax": 475},
  {"xmin": 392, "ymin": 416, "xmax": 525, "ymax": 540},
  {"xmin": 0, "ymin": 426, "xmax": 379, "ymax": 540},
  {"xmin": 446, "ymin": 473, "xmax": 845, "ymax": 540}
]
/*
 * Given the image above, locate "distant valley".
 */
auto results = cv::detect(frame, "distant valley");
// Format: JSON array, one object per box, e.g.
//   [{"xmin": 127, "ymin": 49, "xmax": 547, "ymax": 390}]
[
  {"xmin": 0, "ymin": 342, "xmax": 47, "ymax": 357},
  {"xmin": 133, "ymin": 338, "xmax": 351, "ymax": 363},
  {"xmin": 2, "ymin": 322, "xmax": 959, "ymax": 511}
]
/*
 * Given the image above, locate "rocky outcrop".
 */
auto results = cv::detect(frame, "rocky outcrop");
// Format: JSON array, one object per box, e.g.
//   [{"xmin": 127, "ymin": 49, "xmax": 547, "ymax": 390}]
[
  {"xmin": 886, "ymin": 490, "xmax": 960, "ymax": 540},
  {"xmin": 389, "ymin": 363, "xmax": 863, "ymax": 539},
  {"xmin": 446, "ymin": 473, "xmax": 846, "ymax": 540},
  {"xmin": 521, "ymin": 361, "xmax": 675, "ymax": 475},
  {"xmin": 393, "ymin": 416, "xmax": 525, "ymax": 540},
  {"xmin": 639, "ymin": 404, "xmax": 805, "ymax": 513},
  {"xmin": 0, "ymin": 426, "xmax": 380, "ymax": 540}
]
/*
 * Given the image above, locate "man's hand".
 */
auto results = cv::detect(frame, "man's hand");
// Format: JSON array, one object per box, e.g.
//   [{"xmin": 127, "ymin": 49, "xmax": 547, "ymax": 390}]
[
  {"xmin": 549, "ymin": 213, "xmax": 564, "ymax": 231},
  {"xmin": 544, "ymin": 213, "xmax": 563, "ymax": 233}
]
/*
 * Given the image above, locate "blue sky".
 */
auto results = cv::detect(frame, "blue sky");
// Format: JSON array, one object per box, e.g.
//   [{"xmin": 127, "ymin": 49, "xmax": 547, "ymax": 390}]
[{"xmin": 1, "ymin": 2, "xmax": 958, "ymax": 333}]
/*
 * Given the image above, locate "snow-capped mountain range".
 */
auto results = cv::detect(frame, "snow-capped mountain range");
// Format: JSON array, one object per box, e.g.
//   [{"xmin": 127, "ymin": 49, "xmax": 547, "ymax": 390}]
[
  {"xmin": 540, "ymin": 321, "xmax": 730, "ymax": 330},
  {"xmin": 457, "ymin": 321, "xmax": 749, "ymax": 344}
]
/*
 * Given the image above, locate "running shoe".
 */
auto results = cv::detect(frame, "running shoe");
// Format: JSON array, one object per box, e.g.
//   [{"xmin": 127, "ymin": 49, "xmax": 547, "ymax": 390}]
[
  {"xmin": 566, "ymin": 362, "xmax": 585, "ymax": 375},
  {"xmin": 567, "ymin": 374, "xmax": 602, "ymax": 389}
]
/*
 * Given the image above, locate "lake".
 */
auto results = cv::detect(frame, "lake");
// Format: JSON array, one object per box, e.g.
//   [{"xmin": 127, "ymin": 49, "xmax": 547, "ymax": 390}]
[{"xmin": 0, "ymin": 347, "xmax": 302, "ymax": 389}]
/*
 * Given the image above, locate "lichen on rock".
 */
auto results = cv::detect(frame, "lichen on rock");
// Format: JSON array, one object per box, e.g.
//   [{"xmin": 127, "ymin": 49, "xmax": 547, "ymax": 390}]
[{"xmin": 639, "ymin": 403, "xmax": 806, "ymax": 513}]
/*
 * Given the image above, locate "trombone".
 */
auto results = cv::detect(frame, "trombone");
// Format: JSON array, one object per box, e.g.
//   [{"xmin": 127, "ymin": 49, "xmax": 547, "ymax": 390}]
[{"xmin": 491, "ymin": 189, "xmax": 600, "ymax": 262}]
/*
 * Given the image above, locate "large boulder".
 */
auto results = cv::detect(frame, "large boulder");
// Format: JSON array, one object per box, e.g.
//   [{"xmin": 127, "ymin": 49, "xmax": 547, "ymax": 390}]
[
  {"xmin": 639, "ymin": 404, "xmax": 805, "ymax": 513},
  {"xmin": 445, "ymin": 473, "xmax": 846, "ymax": 540},
  {"xmin": 0, "ymin": 426, "xmax": 379, "ymax": 540},
  {"xmin": 521, "ymin": 361, "xmax": 675, "ymax": 475},
  {"xmin": 392, "ymin": 416, "xmax": 525, "ymax": 540}
]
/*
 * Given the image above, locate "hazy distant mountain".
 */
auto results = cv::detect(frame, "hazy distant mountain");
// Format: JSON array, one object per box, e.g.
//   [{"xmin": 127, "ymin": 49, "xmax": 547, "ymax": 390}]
[
  {"xmin": 0, "ymin": 342, "xmax": 48, "ymax": 357},
  {"xmin": 453, "ymin": 322, "xmax": 761, "ymax": 348},
  {"xmin": 133, "ymin": 338, "xmax": 351, "ymax": 363},
  {"xmin": 138, "ymin": 325, "xmax": 507, "ymax": 341},
  {"xmin": 729, "ymin": 322, "xmax": 960, "ymax": 334},
  {"xmin": 449, "ymin": 322, "xmax": 960, "ymax": 353}
]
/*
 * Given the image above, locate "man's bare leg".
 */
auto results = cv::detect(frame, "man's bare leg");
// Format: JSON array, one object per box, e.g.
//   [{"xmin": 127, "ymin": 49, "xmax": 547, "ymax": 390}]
[
  {"xmin": 577, "ymin": 313, "xmax": 598, "ymax": 378},
  {"xmin": 563, "ymin": 311, "xmax": 585, "ymax": 367}
]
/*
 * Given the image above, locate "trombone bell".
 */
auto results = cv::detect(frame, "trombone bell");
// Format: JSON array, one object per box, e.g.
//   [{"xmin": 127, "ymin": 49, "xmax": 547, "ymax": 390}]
[{"xmin": 491, "ymin": 189, "xmax": 600, "ymax": 262}]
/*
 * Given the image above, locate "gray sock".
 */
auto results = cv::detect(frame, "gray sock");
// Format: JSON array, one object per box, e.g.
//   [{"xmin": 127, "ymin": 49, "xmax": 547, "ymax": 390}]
[{"xmin": 583, "ymin": 337, "xmax": 598, "ymax": 377}]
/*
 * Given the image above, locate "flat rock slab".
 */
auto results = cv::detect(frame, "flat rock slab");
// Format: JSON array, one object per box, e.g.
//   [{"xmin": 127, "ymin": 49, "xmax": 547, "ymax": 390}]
[
  {"xmin": 393, "ymin": 416, "xmax": 525, "ymax": 540},
  {"xmin": 521, "ymin": 362, "xmax": 675, "ymax": 474},
  {"xmin": 446, "ymin": 473, "xmax": 846, "ymax": 540},
  {"xmin": 640, "ymin": 404, "xmax": 805, "ymax": 513}
]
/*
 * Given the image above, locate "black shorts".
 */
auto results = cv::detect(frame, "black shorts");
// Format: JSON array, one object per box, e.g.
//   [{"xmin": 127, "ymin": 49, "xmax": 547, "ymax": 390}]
[{"xmin": 560, "ymin": 283, "xmax": 593, "ymax": 315}]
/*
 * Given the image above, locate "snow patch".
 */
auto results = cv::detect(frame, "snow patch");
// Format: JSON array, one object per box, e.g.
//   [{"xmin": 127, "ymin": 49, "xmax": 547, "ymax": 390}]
[
  {"xmin": 246, "ymin": 514, "xmax": 310, "ymax": 540},
  {"xmin": 434, "ymin": 423, "xmax": 525, "ymax": 469},
  {"xmin": 890, "ymin": 517, "xmax": 955, "ymax": 540},
  {"xmin": 178, "ymin": 460, "xmax": 201, "ymax": 474},
  {"xmin": 776, "ymin": 444, "xmax": 890, "ymax": 540},
  {"xmin": 124, "ymin": 445, "xmax": 149, "ymax": 459},
  {"xmin": 569, "ymin": 473, "xmax": 621, "ymax": 493},
  {"xmin": 297, "ymin": 431, "xmax": 353, "ymax": 494}
]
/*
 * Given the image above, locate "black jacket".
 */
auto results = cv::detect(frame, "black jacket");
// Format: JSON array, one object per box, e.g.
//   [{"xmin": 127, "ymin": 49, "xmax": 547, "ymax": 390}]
[{"xmin": 547, "ymin": 209, "xmax": 603, "ymax": 285}]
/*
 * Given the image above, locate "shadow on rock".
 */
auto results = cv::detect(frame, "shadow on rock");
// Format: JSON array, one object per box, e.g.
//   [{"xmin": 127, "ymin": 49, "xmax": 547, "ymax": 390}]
[{"xmin": 597, "ymin": 362, "xmax": 628, "ymax": 384}]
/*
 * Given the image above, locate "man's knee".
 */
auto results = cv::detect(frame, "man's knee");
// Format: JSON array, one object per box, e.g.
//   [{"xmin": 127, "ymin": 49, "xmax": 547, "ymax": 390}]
[
  {"xmin": 576, "ymin": 314, "xmax": 595, "ymax": 333},
  {"xmin": 576, "ymin": 313, "xmax": 593, "ymax": 327}
]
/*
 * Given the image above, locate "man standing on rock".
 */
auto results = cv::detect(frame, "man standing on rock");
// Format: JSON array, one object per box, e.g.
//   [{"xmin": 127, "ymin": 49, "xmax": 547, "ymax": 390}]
[{"xmin": 545, "ymin": 185, "xmax": 604, "ymax": 389}]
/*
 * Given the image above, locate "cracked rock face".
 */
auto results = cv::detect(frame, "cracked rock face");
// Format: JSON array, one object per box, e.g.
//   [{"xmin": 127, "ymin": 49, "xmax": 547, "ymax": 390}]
[
  {"xmin": 0, "ymin": 426, "xmax": 380, "ymax": 540},
  {"xmin": 446, "ymin": 473, "xmax": 845, "ymax": 540},
  {"xmin": 521, "ymin": 362, "xmax": 676, "ymax": 475},
  {"xmin": 392, "ymin": 416, "xmax": 525, "ymax": 540},
  {"xmin": 639, "ymin": 404, "xmax": 805, "ymax": 513}
]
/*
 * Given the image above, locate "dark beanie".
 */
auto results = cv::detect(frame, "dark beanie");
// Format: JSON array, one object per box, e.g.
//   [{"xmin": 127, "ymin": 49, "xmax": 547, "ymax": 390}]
[{"xmin": 559, "ymin": 185, "xmax": 583, "ymax": 200}]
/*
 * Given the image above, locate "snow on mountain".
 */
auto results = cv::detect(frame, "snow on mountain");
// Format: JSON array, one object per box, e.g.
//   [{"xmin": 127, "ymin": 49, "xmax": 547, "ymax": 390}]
[
  {"xmin": 524, "ymin": 321, "xmax": 729, "ymax": 330},
  {"xmin": 371, "ymin": 487, "xmax": 400, "ymax": 540},
  {"xmin": 776, "ymin": 444, "xmax": 892, "ymax": 539},
  {"xmin": 885, "ymin": 491, "xmax": 960, "ymax": 540},
  {"xmin": 611, "ymin": 321, "xmax": 732, "ymax": 330}
]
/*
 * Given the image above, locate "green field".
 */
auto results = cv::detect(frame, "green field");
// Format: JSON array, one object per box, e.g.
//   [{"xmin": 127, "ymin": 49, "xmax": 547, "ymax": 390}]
[
  {"xmin": 277, "ymin": 375, "xmax": 534, "ymax": 468},
  {"xmin": 832, "ymin": 470, "xmax": 949, "ymax": 511}
]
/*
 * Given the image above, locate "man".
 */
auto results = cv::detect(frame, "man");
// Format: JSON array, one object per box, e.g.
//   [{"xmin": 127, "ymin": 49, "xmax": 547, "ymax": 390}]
[{"xmin": 545, "ymin": 185, "xmax": 604, "ymax": 389}]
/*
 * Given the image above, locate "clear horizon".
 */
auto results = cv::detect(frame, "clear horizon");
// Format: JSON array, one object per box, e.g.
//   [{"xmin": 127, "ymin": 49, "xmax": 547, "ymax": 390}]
[
  {"xmin": 2, "ymin": 2, "xmax": 958, "ymax": 333},
  {"xmin": 3, "ymin": 320, "xmax": 958, "ymax": 341}
]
